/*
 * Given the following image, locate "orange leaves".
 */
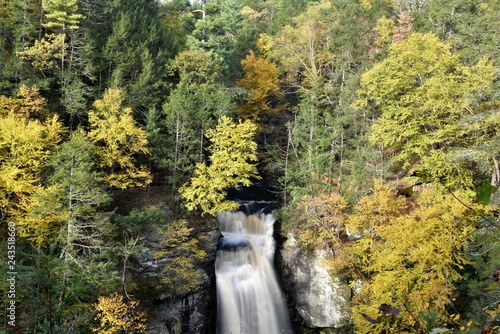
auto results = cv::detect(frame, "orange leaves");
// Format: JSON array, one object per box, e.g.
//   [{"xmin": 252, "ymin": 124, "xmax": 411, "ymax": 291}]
[{"xmin": 236, "ymin": 50, "xmax": 283, "ymax": 121}]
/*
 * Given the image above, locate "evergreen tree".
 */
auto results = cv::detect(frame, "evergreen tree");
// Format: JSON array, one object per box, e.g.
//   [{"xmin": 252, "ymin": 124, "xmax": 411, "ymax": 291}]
[
  {"xmin": 187, "ymin": 0, "xmax": 254, "ymax": 82},
  {"xmin": 23, "ymin": 129, "xmax": 117, "ymax": 331},
  {"xmin": 161, "ymin": 49, "xmax": 232, "ymax": 190},
  {"xmin": 101, "ymin": 0, "xmax": 175, "ymax": 114},
  {"xmin": 0, "ymin": 0, "xmax": 44, "ymax": 93}
]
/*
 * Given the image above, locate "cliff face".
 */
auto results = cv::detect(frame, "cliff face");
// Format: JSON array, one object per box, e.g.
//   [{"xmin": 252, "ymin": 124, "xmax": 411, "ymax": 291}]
[
  {"xmin": 137, "ymin": 219, "xmax": 220, "ymax": 334},
  {"xmin": 280, "ymin": 233, "xmax": 352, "ymax": 332}
]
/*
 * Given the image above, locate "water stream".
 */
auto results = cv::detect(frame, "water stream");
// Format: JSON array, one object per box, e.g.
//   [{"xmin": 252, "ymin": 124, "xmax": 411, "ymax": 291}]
[{"xmin": 216, "ymin": 208, "xmax": 294, "ymax": 334}]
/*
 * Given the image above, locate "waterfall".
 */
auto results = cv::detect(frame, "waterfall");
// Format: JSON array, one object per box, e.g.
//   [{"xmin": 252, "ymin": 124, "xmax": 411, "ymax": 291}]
[{"xmin": 216, "ymin": 208, "xmax": 294, "ymax": 334}]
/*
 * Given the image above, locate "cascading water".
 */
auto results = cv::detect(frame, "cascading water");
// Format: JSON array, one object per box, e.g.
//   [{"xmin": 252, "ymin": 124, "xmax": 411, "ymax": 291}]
[{"xmin": 215, "ymin": 206, "xmax": 294, "ymax": 334}]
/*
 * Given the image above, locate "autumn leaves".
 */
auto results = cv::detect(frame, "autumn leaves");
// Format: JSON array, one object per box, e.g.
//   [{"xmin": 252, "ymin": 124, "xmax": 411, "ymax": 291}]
[{"xmin": 0, "ymin": 87, "xmax": 150, "ymax": 244}]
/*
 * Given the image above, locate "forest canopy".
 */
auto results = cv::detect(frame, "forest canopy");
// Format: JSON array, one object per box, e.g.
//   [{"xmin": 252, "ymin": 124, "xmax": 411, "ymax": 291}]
[{"xmin": 0, "ymin": 0, "xmax": 499, "ymax": 333}]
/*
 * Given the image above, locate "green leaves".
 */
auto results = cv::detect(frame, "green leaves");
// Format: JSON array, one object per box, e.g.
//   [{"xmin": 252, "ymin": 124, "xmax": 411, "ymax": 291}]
[
  {"xmin": 356, "ymin": 33, "xmax": 496, "ymax": 188},
  {"xmin": 180, "ymin": 116, "xmax": 260, "ymax": 216},
  {"xmin": 42, "ymin": 0, "xmax": 83, "ymax": 31}
]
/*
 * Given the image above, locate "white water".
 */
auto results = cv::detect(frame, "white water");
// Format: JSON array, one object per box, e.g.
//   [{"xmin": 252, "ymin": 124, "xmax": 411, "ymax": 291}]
[{"xmin": 216, "ymin": 211, "xmax": 294, "ymax": 334}]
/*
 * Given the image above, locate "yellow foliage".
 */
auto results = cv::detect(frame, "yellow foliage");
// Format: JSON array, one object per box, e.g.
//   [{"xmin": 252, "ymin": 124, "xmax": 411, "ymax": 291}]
[
  {"xmin": 374, "ymin": 17, "xmax": 395, "ymax": 47},
  {"xmin": 271, "ymin": 1, "xmax": 334, "ymax": 90},
  {"xmin": 0, "ymin": 85, "xmax": 50, "ymax": 119},
  {"xmin": 344, "ymin": 181, "xmax": 479, "ymax": 333},
  {"xmin": 87, "ymin": 88, "xmax": 151, "ymax": 189},
  {"xmin": 18, "ymin": 33, "xmax": 65, "ymax": 71},
  {"xmin": 357, "ymin": 33, "xmax": 496, "ymax": 187},
  {"xmin": 293, "ymin": 192, "xmax": 349, "ymax": 254},
  {"xmin": 17, "ymin": 185, "xmax": 66, "ymax": 246},
  {"xmin": 256, "ymin": 33, "xmax": 273, "ymax": 58},
  {"xmin": 154, "ymin": 219, "xmax": 206, "ymax": 294},
  {"xmin": 240, "ymin": 5, "xmax": 262, "ymax": 22},
  {"xmin": 0, "ymin": 90, "xmax": 62, "ymax": 234},
  {"xmin": 180, "ymin": 116, "xmax": 260, "ymax": 216},
  {"xmin": 93, "ymin": 293, "xmax": 147, "ymax": 334}
]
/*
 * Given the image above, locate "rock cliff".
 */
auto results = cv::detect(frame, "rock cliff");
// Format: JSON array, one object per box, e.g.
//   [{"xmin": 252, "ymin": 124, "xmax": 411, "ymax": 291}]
[
  {"xmin": 280, "ymin": 233, "xmax": 352, "ymax": 333},
  {"xmin": 138, "ymin": 220, "xmax": 220, "ymax": 334}
]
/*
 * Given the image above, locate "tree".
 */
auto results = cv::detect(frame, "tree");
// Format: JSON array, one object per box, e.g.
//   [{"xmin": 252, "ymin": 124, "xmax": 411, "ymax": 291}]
[
  {"xmin": 15, "ymin": 0, "xmax": 96, "ymax": 126},
  {"xmin": 42, "ymin": 0, "xmax": 83, "ymax": 32},
  {"xmin": 291, "ymin": 191, "xmax": 349, "ymax": 254},
  {"xmin": 414, "ymin": 0, "xmax": 500, "ymax": 66},
  {"xmin": 154, "ymin": 219, "xmax": 206, "ymax": 297},
  {"xmin": 0, "ymin": 0, "xmax": 44, "ymax": 93},
  {"xmin": 0, "ymin": 86, "xmax": 62, "ymax": 230},
  {"xmin": 18, "ymin": 129, "xmax": 118, "ymax": 333},
  {"xmin": 271, "ymin": 1, "xmax": 335, "ymax": 93},
  {"xmin": 161, "ymin": 49, "xmax": 232, "ymax": 189},
  {"xmin": 87, "ymin": 88, "xmax": 152, "ymax": 189},
  {"xmin": 356, "ymin": 32, "xmax": 496, "ymax": 188},
  {"xmin": 101, "ymin": 0, "xmax": 175, "ymax": 113},
  {"xmin": 235, "ymin": 50, "xmax": 283, "ymax": 121},
  {"xmin": 180, "ymin": 116, "xmax": 260, "ymax": 216},
  {"xmin": 187, "ymin": 0, "xmax": 254, "ymax": 82},
  {"xmin": 159, "ymin": 0, "xmax": 196, "ymax": 52},
  {"xmin": 18, "ymin": 33, "xmax": 66, "ymax": 72},
  {"xmin": 42, "ymin": 129, "xmax": 111, "ymax": 249},
  {"xmin": 93, "ymin": 293, "xmax": 147, "ymax": 334},
  {"xmin": 270, "ymin": 1, "xmax": 341, "ymax": 193},
  {"xmin": 269, "ymin": 0, "xmax": 312, "ymax": 33},
  {"xmin": 342, "ymin": 181, "xmax": 478, "ymax": 333}
]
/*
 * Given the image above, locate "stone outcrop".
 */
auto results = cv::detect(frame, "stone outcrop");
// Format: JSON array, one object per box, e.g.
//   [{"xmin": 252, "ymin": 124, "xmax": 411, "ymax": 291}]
[
  {"xmin": 280, "ymin": 233, "xmax": 352, "ymax": 332},
  {"xmin": 138, "ymin": 221, "xmax": 220, "ymax": 334}
]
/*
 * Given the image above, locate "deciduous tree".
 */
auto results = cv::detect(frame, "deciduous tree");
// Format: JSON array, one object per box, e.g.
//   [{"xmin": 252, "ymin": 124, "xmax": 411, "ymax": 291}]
[
  {"xmin": 87, "ymin": 88, "xmax": 151, "ymax": 189},
  {"xmin": 343, "ymin": 181, "xmax": 478, "ymax": 333},
  {"xmin": 154, "ymin": 219, "xmax": 206, "ymax": 296},
  {"xmin": 180, "ymin": 116, "xmax": 260, "ymax": 215},
  {"xmin": 235, "ymin": 50, "xmax": 282, "ymax": 121},
  {"xmin": 356, "ymin": 32, "xmax": 496, "ymax": 188},
  {"xmin": 0, "ymin": 86, "xmax": 62, "ymax": 229},
  {"xmin": 93, "ymin": 293, "xmax": 147, "ymax": 334}
]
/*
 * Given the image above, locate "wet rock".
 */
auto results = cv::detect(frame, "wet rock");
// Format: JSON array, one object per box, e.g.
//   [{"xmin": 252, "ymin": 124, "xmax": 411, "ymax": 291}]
[
  {"xmin": 138, "ymin": 222, "xmax": 219, "ymax": 334},
  {"xmin": 280, "ymin": 233, "xmax": 352, "ymax": 330}
]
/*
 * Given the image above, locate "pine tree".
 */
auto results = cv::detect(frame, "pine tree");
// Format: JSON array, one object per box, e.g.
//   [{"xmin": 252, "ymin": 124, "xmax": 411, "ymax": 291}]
[
  {"xmin": 101, "ymin": 0, "xmax": 175, "ymax": 113},
  {"xmin": 162, "ymin": 49, "xmax": 232, "ymax": 189}
]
